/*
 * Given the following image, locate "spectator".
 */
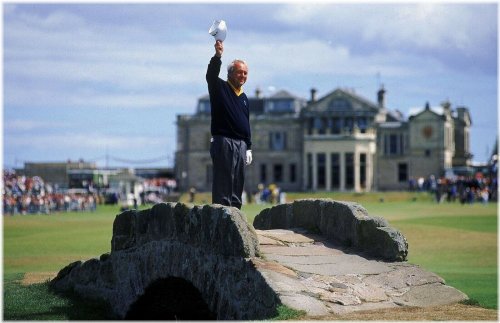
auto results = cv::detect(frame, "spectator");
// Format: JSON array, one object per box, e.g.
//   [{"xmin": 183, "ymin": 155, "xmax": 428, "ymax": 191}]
[{"xmin": 2, "ymin": 170, "xmax": 99, "ymax": 215}]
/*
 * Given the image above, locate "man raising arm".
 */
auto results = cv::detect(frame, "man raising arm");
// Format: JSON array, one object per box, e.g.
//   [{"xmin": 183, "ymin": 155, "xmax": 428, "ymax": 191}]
[{"xmin": 206, "ymin": 40, "xmax": 252, "ymax": 209}]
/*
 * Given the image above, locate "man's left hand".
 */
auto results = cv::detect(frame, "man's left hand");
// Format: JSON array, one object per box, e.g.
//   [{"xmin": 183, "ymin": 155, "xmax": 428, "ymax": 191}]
[{"xmin": 246, "ymin": 150, "xmax": 252, "ymax": 165}]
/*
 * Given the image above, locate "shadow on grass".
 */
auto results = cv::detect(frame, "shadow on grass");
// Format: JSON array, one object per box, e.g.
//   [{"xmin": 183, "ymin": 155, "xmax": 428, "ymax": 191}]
[
  {"xmin": 4, "ymin": 274, "xmax": 302, "ymax": 321},
  {"xmin": 4, "ymin": 274, "xmax": 110, "ymax": 320}
]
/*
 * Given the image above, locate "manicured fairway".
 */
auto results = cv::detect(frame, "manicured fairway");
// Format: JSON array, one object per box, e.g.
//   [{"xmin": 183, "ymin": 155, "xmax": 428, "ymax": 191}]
[
  {"xmin": 3, "ymin": 193, "xmax": 498, "ymax": 320},
  {"xmin": 4, "ymin": 206, "xmax": 119, "ymax": 275}
]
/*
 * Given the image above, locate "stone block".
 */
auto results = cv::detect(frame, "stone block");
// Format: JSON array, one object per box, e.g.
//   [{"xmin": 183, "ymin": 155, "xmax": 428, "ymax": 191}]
[
  {"xmin": 291, "ymin": 199, "xmax": 322, "ymax": 230},
  {"xmin": 375, "ymin": 227, "xmax": 408, "ymax": 261},
  {"xmin": 253, "ymin": 208, "xmax": 270, "ymax": 229},
  {"xmin": 51, "ymin": 202, "xmax": 270, "ymax": 320},
  {"xmin": 111, "ymin": 210, "xmax": 136, "ymax": 251},
  {"xmin": 253, "ymin": 199, "xmax": 408, "ymax": 261},
  {"xmin": 268, "ymin": 203, "xmax": 293, "ymax": 228},
  {"xmin": 149, "ymin": 202, "xmax": 176, "ymax": 240}
]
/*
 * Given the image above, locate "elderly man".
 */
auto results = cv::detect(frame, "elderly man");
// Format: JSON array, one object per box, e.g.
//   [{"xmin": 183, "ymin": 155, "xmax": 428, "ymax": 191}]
[{"xmin": 206, "ymin": 40, "xmax": 252, "ymax": 209}]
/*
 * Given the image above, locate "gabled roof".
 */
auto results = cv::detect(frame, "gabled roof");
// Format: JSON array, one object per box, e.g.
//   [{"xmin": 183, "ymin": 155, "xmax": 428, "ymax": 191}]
[
  {"xmin": 269, "ymin": 89, "xmax": 303, "ymax": 100},
  {"xmin": 408, "ymin": 105, "xmax": 444, "ymax": 118},
  {"xmin": 305, "ymin": 88, "xmax": 379, "ymax": 113}
]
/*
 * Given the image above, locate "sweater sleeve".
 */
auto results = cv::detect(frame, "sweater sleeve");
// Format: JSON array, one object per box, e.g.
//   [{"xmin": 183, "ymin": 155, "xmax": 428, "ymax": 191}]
[{"xmin": 206, "ymin": 55, "xmax": 222, "ymax": 87}]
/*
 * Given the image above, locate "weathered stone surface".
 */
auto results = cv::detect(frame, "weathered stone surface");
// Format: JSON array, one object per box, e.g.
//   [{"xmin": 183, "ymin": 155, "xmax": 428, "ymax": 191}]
[
  {"xmin": 253, "ymin": 199, "xmax": 408, "ymax": 261},
  {"xmin": 392, "ymin": 283, "xmax": 469, "ymax": 307},
  {"xmin": 255, "ymin": 229, "xmax": 468, "ymax": 317},
  {"xmin": 280, "ymin": 294, "xmax": 330, "ymax": 316},
  {"xmin": 256, "ymin": 229, "xmax": 315, "ymax": 244},
  {"xmin": 112, "ymin": 203, "xmax": 259, "ymax": 258},
  {"xmin": 50, "ymin": 203, "xmax": 277, "ymax": 320}
]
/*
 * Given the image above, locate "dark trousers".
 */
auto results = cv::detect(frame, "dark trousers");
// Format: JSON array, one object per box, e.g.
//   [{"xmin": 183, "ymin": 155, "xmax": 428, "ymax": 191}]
[{"xmin": 210, "ymin": 135, "xmax": 246, "ymax": 209}]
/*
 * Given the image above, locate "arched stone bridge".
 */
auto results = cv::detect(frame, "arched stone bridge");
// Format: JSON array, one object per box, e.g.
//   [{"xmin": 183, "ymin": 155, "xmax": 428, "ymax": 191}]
[{"xmin": 50, "ymin": 200, "xmax": 467, "ymax": 320}]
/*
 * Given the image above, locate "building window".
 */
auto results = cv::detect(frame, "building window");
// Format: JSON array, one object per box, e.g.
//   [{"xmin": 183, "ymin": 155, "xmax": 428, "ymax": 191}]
[
  {"xmin": 345, "ymin": 153, "xmax": 354, "ymax": 189},
  {"xmin": 360, "ymin": 153, "xmax": 366, "ymax": 189},
  {"xmin": 317, "ymin": 153, "xmax": 326, "ymax": 189},
  {"xmin": 270, "ymin": 132, "xmax": 286, "ymax": 151},
  {"xmin": 398, "ymin": 163, "xmax": 408, "ymax": 182},
  {"xmin": 331, "ymin": 117, "xmax": 342, "ymax": 134},
  {"xmin": 307, "ymin": 153, "xmax": 313, "ymax": 189},
  {"xmin": 307, "ymin": 118, "xmax": 314, "ymax": 135},
  {"xmin": 266, "ymin": 99, "xmax": 293, "ymax": 113},
  {"xmin": 289, "ymin": 163, "xmax": 296, "ymax": 183},
  {"xmin": 330, "ymin": 153, "xmax": 340, "ymax": 189},
  {"xmin": 206, "ymin": 165, "xmax": 213, "ymax": 186},
  {"xmin": 273, "ymin": 164, "xmax": 283, "ymax": 183},
  {"xmin": 313, "ymin": 117, "xmax": 327, "ymax": 134},
  {"xmin": 320, "ymin": 118, "xmax": 328, "ymax": 134},
  {"xmin": 384, "ymin": 133, "xmax": 405, "ymax": 155},
  {"xmin": 198, "ymin": 100, "xmax": 211, "ymax": 113},
  {"xmin": 425, "ymin": 149, "xmax": 431, "ymax": 157},
  {"xmin": 329, "ymin": 98, "xmax": 351, "ymax": 110},
  {"xmin": 390, "ymin": 134, "xmax": 399, "ymax": 154},
  {"xmin": 260, "ymin": 164, "xmax": 267, "ymax": 183},
  {"xmin": 357, "ymin": 117, "xmax": 368, "ymax": 133},
  {"xmin": 344, "ymin": 117, "xmax": 354, "ymax": 133}
]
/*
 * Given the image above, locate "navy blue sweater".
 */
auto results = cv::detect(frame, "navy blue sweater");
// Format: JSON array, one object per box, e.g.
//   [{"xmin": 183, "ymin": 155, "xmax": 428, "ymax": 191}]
[{"xmin": 206, "ymin": 55, "xmax": 252, "ymax": 149}]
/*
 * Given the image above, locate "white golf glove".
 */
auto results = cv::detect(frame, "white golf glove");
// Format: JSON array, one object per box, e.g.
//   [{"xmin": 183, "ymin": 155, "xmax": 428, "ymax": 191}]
[{"xmin": 246, "ymin": 150, "xmax": 253, "ymax": 165}]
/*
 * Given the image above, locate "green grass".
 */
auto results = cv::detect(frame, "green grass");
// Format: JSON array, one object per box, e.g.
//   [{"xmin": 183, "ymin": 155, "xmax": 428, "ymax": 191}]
[
  {"xmin": 3, "ymin": 205, "xmax": 120, "ymax": 275},
  {"xmin": 271, "ymin": 305, "xmax": 306, "ymax": 320},
  {"xmin": 3, "ymin": 272, "xmax": 110, "ymax": 320},
  {"xmin": 3, "ymin": 194, "xmax": 498, "ymax": 319}
]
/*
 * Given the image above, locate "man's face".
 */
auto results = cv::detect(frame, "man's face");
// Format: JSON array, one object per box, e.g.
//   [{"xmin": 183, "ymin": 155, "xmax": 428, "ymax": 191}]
[{"xmin": 228, "ymin": 62, "xmax": 248, "ymax": 89}]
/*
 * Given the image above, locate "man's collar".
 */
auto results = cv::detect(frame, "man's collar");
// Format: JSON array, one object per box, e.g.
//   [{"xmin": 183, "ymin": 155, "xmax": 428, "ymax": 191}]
[{"xmin": 227, "ymin": 80, "xmax": 244, "ymax": 96}]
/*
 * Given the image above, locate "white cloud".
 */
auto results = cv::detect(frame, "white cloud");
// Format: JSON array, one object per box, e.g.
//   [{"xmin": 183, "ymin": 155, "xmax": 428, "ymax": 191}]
[
  {"xmin": 363, "ymin": 4, "xmax": 478, "ymax": 51},
  {"xmin": 5, "ymin": 131, "xmax": 169, "ymax": 150},
  {"xmin": 274, "ymin": 3, "xmax": 496, "ymax": 72},
  {"xmin": 3, "ymin": 7, "xmax": 214, "ymax": 112},
  {"xmin": 4, "ymin": 119, "xmax": 71, "ymax": 132},
  {"xmin": 230, "ymin": 31, "xmax": 447, "ymax": 87}
]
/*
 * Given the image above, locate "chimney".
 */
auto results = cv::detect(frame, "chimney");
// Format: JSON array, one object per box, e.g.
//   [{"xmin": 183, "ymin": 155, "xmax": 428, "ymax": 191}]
[
  {"xmin": 377, "ymin": 85, "xmax": 386, "ymax": 109},
  {"xmin": 310, "ymin": 88, "xmax": 317, "ymax": 103},
  {"xmin": 255, "ymin": 87, "xmax": 261, "ymax": 99},
  {"xmin": 441, "ymin": 100, "xmax": 451, "ymax": 112}
]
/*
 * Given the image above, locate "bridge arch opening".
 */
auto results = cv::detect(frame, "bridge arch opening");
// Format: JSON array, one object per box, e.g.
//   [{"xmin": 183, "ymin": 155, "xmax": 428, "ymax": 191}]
[{"xmin": 125, "ymin": 277, "xmax": 216, "ymax": 320}]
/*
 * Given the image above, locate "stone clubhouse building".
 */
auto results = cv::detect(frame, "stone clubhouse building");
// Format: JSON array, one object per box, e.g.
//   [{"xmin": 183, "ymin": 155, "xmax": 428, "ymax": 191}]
[{"xmin": 175, "ymin": 86, "xmax": 472, "ymax": 193}]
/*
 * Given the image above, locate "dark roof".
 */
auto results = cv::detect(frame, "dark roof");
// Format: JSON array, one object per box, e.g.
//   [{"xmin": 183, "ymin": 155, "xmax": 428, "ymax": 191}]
[
  {"xmin": 269, "ymin": 89, "xmax": 302, "ymax": 100},
  {"xmin": 248, "ymin": 97, "xmax": 265, "ymax": 115},
  {"xmin": 304, "ymin": 88, "xmax": 379, "ymax": 114}
]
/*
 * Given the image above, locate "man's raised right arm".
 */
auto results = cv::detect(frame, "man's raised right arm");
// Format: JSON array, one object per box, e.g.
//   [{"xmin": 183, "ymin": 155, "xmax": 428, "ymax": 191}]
[{"xmin": 206, "ymin": 40, "xmax": 223, "ymax": 84}]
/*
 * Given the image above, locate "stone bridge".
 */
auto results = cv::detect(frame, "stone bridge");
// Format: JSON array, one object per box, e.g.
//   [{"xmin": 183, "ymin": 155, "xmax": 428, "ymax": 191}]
[{"xmin": 50, "ymin": 199, "xmax": 467, "ymax": 320}]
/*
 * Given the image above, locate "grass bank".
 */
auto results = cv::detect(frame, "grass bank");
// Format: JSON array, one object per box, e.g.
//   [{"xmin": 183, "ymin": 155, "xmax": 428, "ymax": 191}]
[{"xmin": 3, "ymin": 192, "xmax": 497, "ymax": 319}]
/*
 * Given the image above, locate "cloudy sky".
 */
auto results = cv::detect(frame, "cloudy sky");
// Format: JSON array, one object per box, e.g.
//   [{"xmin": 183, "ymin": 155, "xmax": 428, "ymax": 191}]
[{"xmin": 3, "ymin": 2, "xmax": 498, "ymax": 169}]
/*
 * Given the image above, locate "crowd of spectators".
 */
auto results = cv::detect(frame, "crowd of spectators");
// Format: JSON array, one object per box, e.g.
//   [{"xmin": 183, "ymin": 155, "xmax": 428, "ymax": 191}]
[
  {"xmin": 409, "ymin": 174, "xmax": 497, "ymax": 204},
  {"xmin": 3, "ymin": 171, "xmax": 97, "ymax": 215},
  {"xmin": 4, "ymin": 168, "xmax": 496, "ymax": 215},
  {"xmin": 253, "ymin": 183, "xmax": 286, "ymax": 204}
]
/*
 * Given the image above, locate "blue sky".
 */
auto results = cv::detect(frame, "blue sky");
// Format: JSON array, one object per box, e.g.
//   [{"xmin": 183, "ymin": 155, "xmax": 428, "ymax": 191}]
[{"xmin": 3, "ymin": 2, "xmax": 498, "ymax": 169}]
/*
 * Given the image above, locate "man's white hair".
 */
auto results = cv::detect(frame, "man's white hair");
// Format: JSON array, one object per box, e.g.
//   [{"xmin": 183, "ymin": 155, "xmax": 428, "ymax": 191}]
[{"xmin": 227, "ymin": 59, "xmax": 247, "ymax": 75}]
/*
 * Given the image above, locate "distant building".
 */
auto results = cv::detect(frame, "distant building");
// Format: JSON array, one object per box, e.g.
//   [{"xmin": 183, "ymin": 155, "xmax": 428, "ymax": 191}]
[
  {"xmin": 17, "ymin": 160, "xmax": 97, "ymax": 189},
  {"xmin": 15, "ymin": 161, "xmax": 174, "ymax": 192},
  {"xmin": 175, "ymin": 86, "xmax": 472, "ymax": 193},
  {"xmin": 134, "ymin": 168, "xmax": 174, "ymax": 179}
]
